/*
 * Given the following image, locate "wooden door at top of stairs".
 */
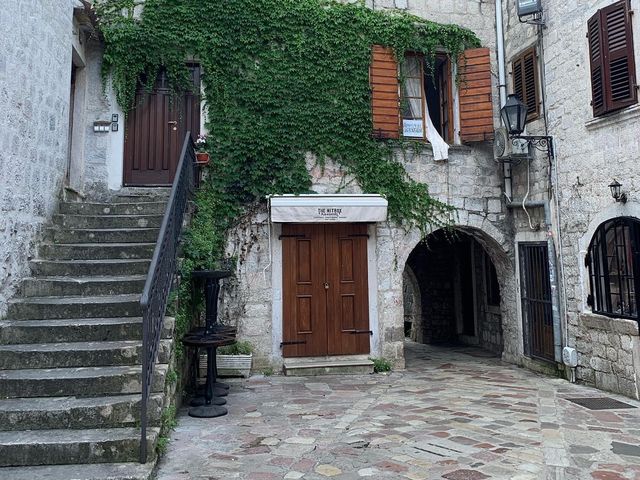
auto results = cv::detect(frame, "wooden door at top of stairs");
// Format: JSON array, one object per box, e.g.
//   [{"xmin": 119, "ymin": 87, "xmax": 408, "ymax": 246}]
[
  {"xmin": 123, "ymin": 65, "xmax": 201, "ymax": 186},
  {"xmin": 282, "ymin": 223, "xmax": 370, "ymax": 357}
]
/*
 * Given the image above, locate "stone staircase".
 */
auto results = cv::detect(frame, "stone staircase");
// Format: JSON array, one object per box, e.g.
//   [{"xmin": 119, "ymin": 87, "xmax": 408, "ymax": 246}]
[{"xmin": 0, "ymin": 191, "xmax": 174, "ymax": 480}]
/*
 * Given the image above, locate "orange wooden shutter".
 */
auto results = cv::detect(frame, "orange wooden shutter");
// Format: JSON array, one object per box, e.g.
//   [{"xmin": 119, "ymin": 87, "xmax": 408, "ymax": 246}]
[
  {"xmin": 370, "ymin": 45, "xmax": 400, "ymax": 139},
  {"xmin": 458, "ymin": 47, "xmax": 494, "ymax": 143}
]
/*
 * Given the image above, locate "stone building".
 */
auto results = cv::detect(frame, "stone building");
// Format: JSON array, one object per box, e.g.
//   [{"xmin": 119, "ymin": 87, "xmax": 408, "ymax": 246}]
[
  {"xmin": 501, "ymin": 0, "xmax": 640, "ymax": 399},
  {"xmin": 1, "ymin": 0, "xmax": 640, "ymax": 473}
]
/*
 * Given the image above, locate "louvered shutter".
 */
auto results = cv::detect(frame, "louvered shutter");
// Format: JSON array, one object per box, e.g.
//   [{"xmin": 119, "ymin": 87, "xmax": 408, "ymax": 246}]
[
  {"xmin": 602, "ymin": 0, "xmax": 637, "ymax": 111},
  {"xmin": 458, "ymin": 47, "xmax": 494, "ymax": 143},
  {"xmin": 370, "ymin": 45, "xmax": 400, "ymax": 139},
  {"xmin": 588, "ymin": 12, "xmax": 606, "ymax": 116},
  {"xmin": 523, "ymin": 50, "xmax": 539, "ymax": 118},
  {"xmin": 512, "ymin": 47, "xmax": 539, "ymax": 120},
  {"xmin": 588, "ymin": 0, "xmax": 637, "ymax": 116}
]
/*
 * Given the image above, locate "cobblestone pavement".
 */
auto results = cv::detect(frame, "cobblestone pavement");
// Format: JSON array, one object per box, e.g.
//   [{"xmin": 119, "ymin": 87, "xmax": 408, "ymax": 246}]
[{"xmin": 155, "ymin": 342, "xmax": 640, "ymax": 480}]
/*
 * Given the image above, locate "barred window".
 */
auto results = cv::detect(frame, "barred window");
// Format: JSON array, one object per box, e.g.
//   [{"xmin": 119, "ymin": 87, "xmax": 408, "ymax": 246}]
[{"xmin": 587, "ymin": 217, "xmax": 640, "ymax": 320}]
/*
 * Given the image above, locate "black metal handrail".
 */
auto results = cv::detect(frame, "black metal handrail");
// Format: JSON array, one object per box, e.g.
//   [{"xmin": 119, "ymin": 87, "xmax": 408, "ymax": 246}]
[{"xmin": 140, "ymin": 132, "xmax": 197, "ymax": 463}]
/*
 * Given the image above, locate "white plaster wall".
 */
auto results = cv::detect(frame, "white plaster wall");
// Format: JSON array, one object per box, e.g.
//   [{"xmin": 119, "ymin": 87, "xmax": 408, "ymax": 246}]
[
  {"xmin": 81, "ymin": 42, "xmax": 125, "ymax": 195},
  {"xmin": 0, "ymin": 0, "xmax": 76, "ymax": 315}
]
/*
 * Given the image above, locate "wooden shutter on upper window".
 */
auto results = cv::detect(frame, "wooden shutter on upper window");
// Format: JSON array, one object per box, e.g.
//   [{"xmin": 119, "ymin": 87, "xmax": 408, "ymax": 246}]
[
  {"xmin": 370, "ymin": 45, "xmax": 400, "ymax": 139},
  {"xmin": 458, "ymin": 47, "xmax": 494, "ymax": 142},
  {"xmin": 588, "ymin": 0, "xmax": 637, "ymax": 116},
  {"xmin": 513, "ymin": 47, "xmax": 539, "ymax": 120},
  {"xmin": 588, "ymin": 13, "xmax": 606, "ymax": 116}
]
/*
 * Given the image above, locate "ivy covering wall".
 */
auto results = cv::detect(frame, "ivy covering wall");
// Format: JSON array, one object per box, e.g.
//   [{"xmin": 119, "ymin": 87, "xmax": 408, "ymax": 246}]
[{"xmin": 96, "ymin": 0, "xmax": 481, "ymax": 347}]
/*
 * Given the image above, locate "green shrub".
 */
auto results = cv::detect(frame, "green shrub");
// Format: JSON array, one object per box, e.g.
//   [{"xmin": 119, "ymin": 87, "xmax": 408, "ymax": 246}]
[
  {"xmin": 371, "ymin": 357, "xmax": 392, "ymax": 373},
  {"xmin": 217, "ymin": 340, "xmax": 253, "ymax": 355}
]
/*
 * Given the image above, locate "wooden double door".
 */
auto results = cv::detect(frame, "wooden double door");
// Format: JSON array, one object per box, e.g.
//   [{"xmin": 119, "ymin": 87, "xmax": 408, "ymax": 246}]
[
  {"xmin": 123, "ymin": 66, "xmax": 201, "ymax": 186},
  {"xmin": 282, "ymin": 223, "xmax": 371, "ymax": 357}
]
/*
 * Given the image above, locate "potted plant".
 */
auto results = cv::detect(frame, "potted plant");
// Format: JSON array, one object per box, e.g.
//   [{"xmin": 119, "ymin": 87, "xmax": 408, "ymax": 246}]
[
  {"xmin": 200, "ymin": 340, "xmax": 253, "ymax": 378},
  {"xmin": 194, "ymin": 133, "xmax": 210, "ymax": 165}
]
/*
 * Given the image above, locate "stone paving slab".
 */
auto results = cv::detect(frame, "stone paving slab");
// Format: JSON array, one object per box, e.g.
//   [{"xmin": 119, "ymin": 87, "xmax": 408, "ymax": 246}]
[{"xmin": 155, "ymin": 342, "xmax": 640, "ymax": 479}]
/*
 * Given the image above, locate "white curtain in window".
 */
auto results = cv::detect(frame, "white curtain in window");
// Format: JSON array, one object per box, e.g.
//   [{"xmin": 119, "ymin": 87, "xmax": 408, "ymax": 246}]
[{"xmin": 402, "ymin": 57, "xmax": 449, "ymax": 161}]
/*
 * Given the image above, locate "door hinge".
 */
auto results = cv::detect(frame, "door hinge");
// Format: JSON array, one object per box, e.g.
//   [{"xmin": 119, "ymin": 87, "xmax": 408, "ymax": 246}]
[
  {"xmin": 280, "ymin": 340, "xmax": 307, "ymax": 347},
  {"xmin": 279, "ymin": 234, "xmax": 307, "ymax": 240},
  {"xmin": 346, "ymin": 329, "xmax": 373, "ymax": 335}
]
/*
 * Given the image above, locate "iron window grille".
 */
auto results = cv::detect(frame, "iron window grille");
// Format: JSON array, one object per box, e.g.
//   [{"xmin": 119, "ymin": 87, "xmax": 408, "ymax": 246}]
[{"xmin": 586, "ymin": 217, "xmax": 640, "ymax": 321}]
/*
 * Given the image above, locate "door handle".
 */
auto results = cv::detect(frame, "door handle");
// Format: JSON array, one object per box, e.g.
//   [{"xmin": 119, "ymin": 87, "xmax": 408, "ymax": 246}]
[{"xmin": 168, "ymin": 120, "xmax": 178, "ymax": 131}]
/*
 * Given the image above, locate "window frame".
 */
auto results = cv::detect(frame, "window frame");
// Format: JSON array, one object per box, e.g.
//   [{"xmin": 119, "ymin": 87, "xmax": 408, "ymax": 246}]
[
  {"xmin": 587, "ymin": 217, "xmax": 640, "ymax": 321},
  {"xmin": 511, "ymin": 46, "xmax": 540, "ymax": 122},
  {"xmin": 400, "ymin": 52, "xmax": 454, "ymax": 143}
]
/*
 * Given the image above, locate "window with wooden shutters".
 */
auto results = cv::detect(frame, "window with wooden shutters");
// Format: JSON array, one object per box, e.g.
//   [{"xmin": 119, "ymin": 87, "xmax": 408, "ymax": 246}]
[
  {"xmin": 512, "ymin": 47, "xmax": 539, "ymax": 121},
  {"xmin": 370, "ymin": 45, "xmax": 400, "ymax": 139},
  {"xmin": 588, "ymin": 0, "xmax": 637, "ymax": 117}
]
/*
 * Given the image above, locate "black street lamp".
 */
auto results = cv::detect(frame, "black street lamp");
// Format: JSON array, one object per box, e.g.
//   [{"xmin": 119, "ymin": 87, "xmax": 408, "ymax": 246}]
[
  {"xmin": 609, "ymin": 179, "xmax": 627, "ymax": 203},
  {"xmin": 500, "ymin": 94, "xmax": 554, "ymax": 161},
  {"xmin": 500, "ymin": 94, "xmax": 528, "ymax": 135}
]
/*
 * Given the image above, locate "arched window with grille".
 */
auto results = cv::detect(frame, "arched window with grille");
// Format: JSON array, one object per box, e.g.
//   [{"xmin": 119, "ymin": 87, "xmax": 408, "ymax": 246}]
[{"xmin": 586, "ymin": 217, "xmax": 640, "ymax": 321}]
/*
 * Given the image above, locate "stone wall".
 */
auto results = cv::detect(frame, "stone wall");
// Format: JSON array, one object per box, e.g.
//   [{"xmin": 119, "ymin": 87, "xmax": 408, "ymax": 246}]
[
  {"xmin": 576, "ymin": 314, "xmax": 640, "ymax": 399},
  {"xmin": 502, "ymin": 0, "xmax": 640, "ymax": 396},
  {"xmin": 222, "ymin": 143, "xmax": 518, "ymax": 370},
  {"xmin": 474, "ymin": 246, "xmax": 504, "ymax": 354},
  {"xmin": 0, "ymin": 1, "xmax": 76, "ymax": 316}
]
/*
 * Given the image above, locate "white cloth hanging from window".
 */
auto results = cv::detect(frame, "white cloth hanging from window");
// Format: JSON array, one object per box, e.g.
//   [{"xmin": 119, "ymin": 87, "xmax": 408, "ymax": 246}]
[{"xmin": 425, "ymin": 105, "xmax": 449, "ymax": 161}]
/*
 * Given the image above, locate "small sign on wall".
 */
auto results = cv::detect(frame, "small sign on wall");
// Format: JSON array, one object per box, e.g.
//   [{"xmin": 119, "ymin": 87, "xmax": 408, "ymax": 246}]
[{"xmin": 402, "ymin": 119, "xmax": 423, "ymax": 138}]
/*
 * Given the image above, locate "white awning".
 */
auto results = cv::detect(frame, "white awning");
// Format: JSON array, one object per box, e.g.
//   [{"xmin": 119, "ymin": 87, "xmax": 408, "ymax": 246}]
[{"xmin": 269, "ymin": 194, "xmax": 388, "ymax": 223}]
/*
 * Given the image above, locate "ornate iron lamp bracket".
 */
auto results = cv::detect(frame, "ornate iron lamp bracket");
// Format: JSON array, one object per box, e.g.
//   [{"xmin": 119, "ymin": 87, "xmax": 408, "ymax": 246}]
[{"xmin": 511, "ymin": 135, "xmax": 554, "ymax": 161}]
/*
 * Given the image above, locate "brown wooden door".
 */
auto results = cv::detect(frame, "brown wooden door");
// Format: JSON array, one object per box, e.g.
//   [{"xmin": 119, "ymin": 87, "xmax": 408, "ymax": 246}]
[
  {"xmin": 326, "ymin": 224, "xmax": 370, "ymax": 355},
  {"xmin": 282, "ymin": 223, "xmax": 370, "ymax": 357},
  {"xmin": 123, "ymin": 66, "xmax": 201, "ymax": 186}
]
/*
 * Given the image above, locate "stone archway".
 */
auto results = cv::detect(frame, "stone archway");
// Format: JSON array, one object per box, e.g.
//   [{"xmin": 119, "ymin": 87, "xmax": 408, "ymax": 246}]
[
  {"xmin": 374, "ymin": 215, "xmax": 520, "ymax": 369},
  {"xmin": 403, "ymin": 229, "xmax": 505, "ymax": 354}
]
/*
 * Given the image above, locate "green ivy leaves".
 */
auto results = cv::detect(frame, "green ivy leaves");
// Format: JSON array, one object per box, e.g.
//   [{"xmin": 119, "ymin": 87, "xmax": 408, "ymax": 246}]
[{"xmin": 96, "ymin": 0, "xmax": 480, "ymax": 316}]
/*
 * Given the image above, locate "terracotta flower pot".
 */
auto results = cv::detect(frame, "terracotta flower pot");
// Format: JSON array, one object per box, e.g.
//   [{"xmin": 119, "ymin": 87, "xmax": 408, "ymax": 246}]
[{"xmin": 195, "ymin": 152, "xmax": 210, "ymax": 165}]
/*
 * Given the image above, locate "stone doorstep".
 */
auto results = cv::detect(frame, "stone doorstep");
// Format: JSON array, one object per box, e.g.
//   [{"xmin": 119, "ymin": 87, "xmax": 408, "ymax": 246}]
[{"xmin": 284, "ymin": 357, "xmax": 375, "ymax": 376}]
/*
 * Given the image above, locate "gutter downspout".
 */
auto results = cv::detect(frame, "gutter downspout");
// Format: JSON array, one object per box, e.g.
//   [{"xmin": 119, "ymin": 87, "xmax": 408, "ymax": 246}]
[
  {"xmin": 507, "ymin": 200, "xmax": 562, "ymax": 363},
  {"xmin": 495, "ymin": 0, "xmax": 512, "ymax": 201}
]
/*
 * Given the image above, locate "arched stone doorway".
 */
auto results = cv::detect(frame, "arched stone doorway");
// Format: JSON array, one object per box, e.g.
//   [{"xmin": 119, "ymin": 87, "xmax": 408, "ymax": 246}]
[{"xmin": 403, "ymin": 229, "xmax": 506, "ymax": 355}]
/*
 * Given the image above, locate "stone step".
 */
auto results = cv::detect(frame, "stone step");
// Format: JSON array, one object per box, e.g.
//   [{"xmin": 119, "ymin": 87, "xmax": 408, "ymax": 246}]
[
  {"xmin": 0, "ymin": 339, "xmax": 172, "ymax": 369},
  {"xmin": 0, "ymin": 364, "xmax": 167, "ymax": 398},
  {"xmin": 30, "ymin": 259, "xmax": 151, "ymax": 277},
  {"xmin": 0, "ymin": 317, "xmax": 174, "ymax": 345},
  {"xmin": 20, "ymin": 275, "xmax": 146, "ymax": 297},
  {"xmin": 283, "ymin": 358, "xmax": 375, "ymax": 376},
  {"xmin": 7, "ymin": 294, "xmax": 141, "ymax": 320},
  {"xmin": 0, "ymin": 427, "xmax": 158, "ymax": 467},
  {"xmin": 0, "ymin": 393, "xmax": 163, "ymax": 431},
  {"xmin": 0, "ymin": 462, "xmax": 154, "ymax": 480},
  {"xmin": 38, "ymin": 242, "xmax": 156, "ymax": 260},
  {"xmin": 54, "ymin": 214, "xmax": 164, "ymax": 229},
  {"xmin": 49, "ymin": 228, "xmax": 159, "ymax": 244},
  {"xmin": 60, "ymin": 202, "xmax": 167, "ymax": 216}
]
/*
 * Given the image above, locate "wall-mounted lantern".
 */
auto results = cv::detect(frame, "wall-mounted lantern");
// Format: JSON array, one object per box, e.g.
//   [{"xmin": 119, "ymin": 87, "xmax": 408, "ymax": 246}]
[
  {"xmin": 500, "ymin": 94, "xmax": 554, "ymax": 161},
  {"xmin": 609, "ymin": 179, "xmax": 628, "ymax": 204}
]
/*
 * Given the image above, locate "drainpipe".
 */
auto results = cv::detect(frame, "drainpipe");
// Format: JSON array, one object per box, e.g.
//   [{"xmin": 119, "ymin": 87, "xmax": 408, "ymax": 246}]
[
  {"xmin": 506, "ymin": 200, "xmax": 563, "ymax": 363},
  {"xmin": 495, "ymin": 0, "xmax": 512, "ymax": 201}
]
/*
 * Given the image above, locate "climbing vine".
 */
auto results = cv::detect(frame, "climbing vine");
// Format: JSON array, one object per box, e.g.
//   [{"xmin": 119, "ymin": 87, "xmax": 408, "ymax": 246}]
[{"xmin": 96, "ymin": 0, "xmax": 481, "ymax": 347}]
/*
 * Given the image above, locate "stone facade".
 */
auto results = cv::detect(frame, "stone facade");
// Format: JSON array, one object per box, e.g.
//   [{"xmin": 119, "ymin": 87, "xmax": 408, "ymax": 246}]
[
  {"xmin": 0, "ymin": 1, "xmax": 77, "ymax": 315},
  {"xmin": 503, "ymin": 0, "xmax": 640, "ymax": 397}
]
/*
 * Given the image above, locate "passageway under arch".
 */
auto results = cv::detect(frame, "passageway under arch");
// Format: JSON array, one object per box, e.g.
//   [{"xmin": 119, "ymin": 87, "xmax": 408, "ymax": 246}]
[{"xmin": 403, "ymin": 229, "xmax": 504, "ymax": 355}]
